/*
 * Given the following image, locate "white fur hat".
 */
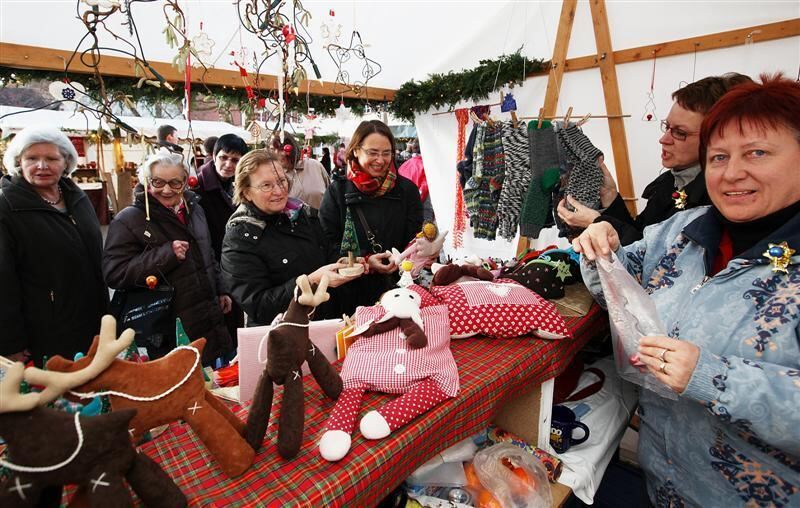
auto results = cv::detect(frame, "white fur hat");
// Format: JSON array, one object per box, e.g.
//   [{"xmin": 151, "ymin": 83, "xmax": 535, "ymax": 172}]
[{"xmin": 2, "ymin": 126, "xmax": 79, "ymax": 176}]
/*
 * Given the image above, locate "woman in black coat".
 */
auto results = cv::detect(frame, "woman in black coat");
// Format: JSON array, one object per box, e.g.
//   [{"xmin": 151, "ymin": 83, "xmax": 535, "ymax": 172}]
[
  {"xmin": 0, "ymin": 127, "xmax": 107, "ymax": 367},
  {"xmin": 319, "ymin": 120, "xmax": 423, "ymax": 312},
  {"xmin": 103, "ymin": 152, "xmax": 232, "ymax": 363},
  {"xmin": 221, "ymin": 150, "xmax": 360, "ymax": 327}
]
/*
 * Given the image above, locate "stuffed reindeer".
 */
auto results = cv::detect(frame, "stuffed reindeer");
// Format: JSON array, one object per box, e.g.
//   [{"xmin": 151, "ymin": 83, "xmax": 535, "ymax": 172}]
[
  {"xmin": 245, "ymin": 274, "xmax": 343, "ymax": 458},
  {"xmin": 0, "ymin": 316, "xmax": 186, "ymax": 508}
]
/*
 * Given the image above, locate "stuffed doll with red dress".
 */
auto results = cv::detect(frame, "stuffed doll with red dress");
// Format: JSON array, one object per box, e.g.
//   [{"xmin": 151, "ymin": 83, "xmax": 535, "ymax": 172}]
[{"xmin": 318, "ymin": 288, "xmax": 458, "ymax": 461}]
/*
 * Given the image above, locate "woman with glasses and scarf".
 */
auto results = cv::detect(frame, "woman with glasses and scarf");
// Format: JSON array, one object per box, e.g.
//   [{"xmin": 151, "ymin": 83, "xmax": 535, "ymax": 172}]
[
  {"xmin": 221, "ymin": 150, "xmax": 361, "ymax": 327},
  {"xmin": 558, "ymin": 73, "xmax": 751, "ymax": 245},
  {"xmin": 103, "ymin": 152, "xmax": 232, "ymax": 363},
  {"xmin": 319, "ymin": 120, "xmax": 423, "ymax": 312}
]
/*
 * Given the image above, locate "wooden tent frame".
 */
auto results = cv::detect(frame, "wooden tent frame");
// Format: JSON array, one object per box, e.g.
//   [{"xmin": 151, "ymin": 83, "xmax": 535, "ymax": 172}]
[{"xmin": 515, "ymin": 1, "xmax": 799, "ymax": 254}]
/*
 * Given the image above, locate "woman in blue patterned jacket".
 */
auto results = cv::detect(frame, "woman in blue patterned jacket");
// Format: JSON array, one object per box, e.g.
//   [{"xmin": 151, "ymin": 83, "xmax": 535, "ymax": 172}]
[{"xmin": 574, "ymin": 74, "xmax": 800, "ymax": 507}]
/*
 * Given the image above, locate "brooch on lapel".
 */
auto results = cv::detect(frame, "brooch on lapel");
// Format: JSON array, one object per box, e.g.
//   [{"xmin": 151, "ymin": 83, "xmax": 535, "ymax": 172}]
[
  {"xmin": 763, "ymin": 241, "xmax": 795, "ymax": 274},
  {"xmin": 671, "ymin": 189, "xmax": 687, "ymax": 210}
]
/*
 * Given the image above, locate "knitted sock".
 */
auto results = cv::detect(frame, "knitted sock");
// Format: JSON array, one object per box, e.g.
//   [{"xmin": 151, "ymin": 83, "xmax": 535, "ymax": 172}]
[
  {"xmin": 497, "ymin": 122, "xmax": 531, "ymax": 240},
  {"xmin": 520, "ymin": 121, "xmax": 560, "ymax": 238}
]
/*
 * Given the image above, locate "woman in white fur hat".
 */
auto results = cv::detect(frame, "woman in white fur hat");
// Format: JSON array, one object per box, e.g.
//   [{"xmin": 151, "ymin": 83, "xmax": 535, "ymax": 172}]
[{"xmin": 0, "ymin": 126, "xmax": 107, "ymax": 366}]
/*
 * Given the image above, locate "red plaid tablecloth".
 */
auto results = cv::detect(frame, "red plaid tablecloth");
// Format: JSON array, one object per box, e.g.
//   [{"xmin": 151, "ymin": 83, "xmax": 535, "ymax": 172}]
[{"xmin": 138, "ymin": 305, "xmax": 608, "ymax": 507}]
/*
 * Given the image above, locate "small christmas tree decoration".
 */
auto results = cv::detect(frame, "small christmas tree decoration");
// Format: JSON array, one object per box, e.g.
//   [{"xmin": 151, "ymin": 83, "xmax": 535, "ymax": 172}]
[{"xmin": 339, "ymin": 208, "xmax": 365, "ymax": 276}]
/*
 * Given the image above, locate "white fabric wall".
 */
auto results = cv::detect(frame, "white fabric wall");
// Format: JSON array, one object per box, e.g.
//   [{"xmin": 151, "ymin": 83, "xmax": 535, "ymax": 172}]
[{"xmin": 414, "ymin": 3, "xmax": 799, "ymax": 261}]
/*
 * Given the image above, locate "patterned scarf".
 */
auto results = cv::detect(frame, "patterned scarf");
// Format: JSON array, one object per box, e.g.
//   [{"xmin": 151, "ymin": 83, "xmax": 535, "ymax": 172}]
[
  {"xmin": 282, "ymin": 197, "xmax": 304, "ymax": 221},
  {"xmin": 347, "ymin": 160, "xmax": 397, "ymax": 197}
]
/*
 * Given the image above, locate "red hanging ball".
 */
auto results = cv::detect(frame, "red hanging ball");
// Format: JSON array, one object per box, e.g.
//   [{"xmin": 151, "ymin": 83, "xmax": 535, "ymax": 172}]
[
  {"xmin": 283, "ymin": 144, "xmax": 293, "ymax": 154},
  {"xmin": 646, "ymin": 113, "xmax": 653, "ymax": 121},
  {"xmin": 672, "ymin": 191, "xmax": 680, "ymax": 199},
  {"xmin": 187, "ymin": 175, "xmax": 198, "ymax": 188}
]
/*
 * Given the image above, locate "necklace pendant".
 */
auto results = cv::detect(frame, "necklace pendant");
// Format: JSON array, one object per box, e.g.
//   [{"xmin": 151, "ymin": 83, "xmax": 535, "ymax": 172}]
[
  {"xmin": 671, "ymin": 190, "xmax": 687, "ymax": 210},
  {"xmin": 763, "ymin": 241, "xmax": 795, "ymax": 274}
]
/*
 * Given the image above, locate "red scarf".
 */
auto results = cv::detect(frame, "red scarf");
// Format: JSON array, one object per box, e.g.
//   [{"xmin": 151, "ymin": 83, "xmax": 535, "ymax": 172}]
[{"xmin": 347, "ymin": 160, "xmax": 397, "ymax": 197}]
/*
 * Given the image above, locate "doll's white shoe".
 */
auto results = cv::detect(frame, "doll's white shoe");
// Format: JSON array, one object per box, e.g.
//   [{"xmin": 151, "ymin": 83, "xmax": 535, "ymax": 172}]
[
  {"xmin": 319, "ymin": 430, "xmax": 351, "ymax": 461},
  {"xmin": 360, "ymin": 410, "xmax": 391, "ymax": 439}
]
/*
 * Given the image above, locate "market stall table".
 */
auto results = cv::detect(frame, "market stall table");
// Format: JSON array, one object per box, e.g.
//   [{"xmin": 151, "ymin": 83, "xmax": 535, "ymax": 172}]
[{"xmin": 137, "ymin": 305, "xmax": 608, "ymax": 506}]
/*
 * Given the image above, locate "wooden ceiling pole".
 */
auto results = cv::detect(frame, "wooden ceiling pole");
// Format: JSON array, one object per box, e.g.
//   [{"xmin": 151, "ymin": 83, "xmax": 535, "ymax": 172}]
[
  {"xmin": 589, "ymin": 0, "xmax": 636, "ymax": 217},
  {"xmin": 516, "ymin": 0, "xmax": 577, "ymax": 255},
  {"xmin": 0, "ymin": 42, "xmax": 396, "ymax": 102}
]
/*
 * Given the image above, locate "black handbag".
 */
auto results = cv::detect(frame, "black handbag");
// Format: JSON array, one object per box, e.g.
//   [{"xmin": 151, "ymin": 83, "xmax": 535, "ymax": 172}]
[{"xmin": 110, "ymin": 284, "xmax": 176, "ymax": 359}]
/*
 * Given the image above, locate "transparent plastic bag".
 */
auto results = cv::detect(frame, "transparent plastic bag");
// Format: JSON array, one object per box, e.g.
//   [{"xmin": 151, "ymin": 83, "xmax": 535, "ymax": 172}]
[
  {"xmin": 596, "ymin": 257, "xmax": 677, "ymax": 399},
  {"xmin": 472, "ymin": 443, "xmax": 552, "ymax": 508}
]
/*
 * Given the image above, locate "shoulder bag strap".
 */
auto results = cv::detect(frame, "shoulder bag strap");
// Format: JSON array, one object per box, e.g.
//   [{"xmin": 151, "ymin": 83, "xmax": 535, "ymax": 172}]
[{"xmin": 353, "ymin": 206, "xmax": 384, "ymax": 254}]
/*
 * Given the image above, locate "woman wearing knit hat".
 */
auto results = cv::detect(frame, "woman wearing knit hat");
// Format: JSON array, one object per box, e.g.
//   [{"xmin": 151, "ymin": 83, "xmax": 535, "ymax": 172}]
[
  {"xmin": 557, "ymin": 73, "xmax": 752, "ymax": 245},
  {"xmin": 0, "ymin": 126, "xmax": 107, "ymax": 366}
]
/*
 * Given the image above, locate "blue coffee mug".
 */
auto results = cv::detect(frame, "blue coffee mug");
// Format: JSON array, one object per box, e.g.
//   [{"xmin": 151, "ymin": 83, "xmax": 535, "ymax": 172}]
[{"xmin": 550, "ymin": 404, "xmax": 590, "ymax": 454}]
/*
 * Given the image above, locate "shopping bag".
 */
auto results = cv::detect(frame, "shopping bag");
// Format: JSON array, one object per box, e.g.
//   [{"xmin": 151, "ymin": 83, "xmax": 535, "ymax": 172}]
[
  {"xmin": 595, "ymin": 256, "xmax": 676, "ymax": 399},
  {"xmin": 110, "ymin": 285, "xmax": 176, "ymax": 359}
]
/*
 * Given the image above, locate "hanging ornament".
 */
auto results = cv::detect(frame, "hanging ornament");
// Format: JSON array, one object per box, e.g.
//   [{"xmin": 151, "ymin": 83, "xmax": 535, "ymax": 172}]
[
  {"xmin": 282, "ymin": 25, "xmax": 296, "ymax": 44},
  {"xmin": 327, "ymin": 31, "xmax": 382, "ymax": 96},
  {"xmin": 763, "ymin": 242, "xmax": 795, "ymax": 274},
  {"xmin": 501, "ymin": 92, "xmax": 517, "ymax": 113},
  {"xmin": 319, "ymin": 9, "xmax": 343, "ymax": 50},
  {"xmin": 642, "ymin": 50, "xmax": 659, "ymax": 121},
  {"xmin": 187, "ymin": 175, "xmax": 198, "ymax": 188},
  {"xmin": 49, "ymin": 80, "xmax": 87, "ymax": 111},
  {"xmin": 335, "ymin": 100, "xmax": 352, "ymax": 121},
  {"xmin": 191, "ymin": 23, "xmax": 215, "ymax": 64},
  {"xmin": 81, "ymin": 0, "xmax": 121, "ymax": 8},
  {"xmin": 233, "ymin": 60, "xmax": 256, "ymax": 101}
]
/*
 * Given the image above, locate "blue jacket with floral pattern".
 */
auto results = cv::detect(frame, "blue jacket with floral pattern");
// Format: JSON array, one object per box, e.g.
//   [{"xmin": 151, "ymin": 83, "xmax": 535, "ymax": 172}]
[{"xmin": 581, "ymin": 206, "xmax": 800, "ymax": 507}]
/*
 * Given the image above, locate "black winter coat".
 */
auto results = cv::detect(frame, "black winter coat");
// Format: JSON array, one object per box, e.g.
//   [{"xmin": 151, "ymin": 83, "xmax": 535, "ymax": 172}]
[
  {"xmin": 0, "ymin": 175, "xmax": 107, "ymax": 366},
  {"xmin": 195, "ymin": 160, "xmax": 235, "ymax": 265},
  {"xmin": 319, "ymin": 174, "xmax": 423, "ymax": 312},
  {"xmin": 221, "ymin": 202, "xmax": 339, "ymax": 326},
  {"xmin": 102, "ymin": 187, "xmax": 232, "ymax": 363},
  {"xmin": 597, "ymin": 168, "xmax": 710, "ymax": 246}
]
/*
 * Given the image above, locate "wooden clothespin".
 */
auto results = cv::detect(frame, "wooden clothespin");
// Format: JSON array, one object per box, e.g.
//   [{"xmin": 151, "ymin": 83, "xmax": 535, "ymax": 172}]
[
  {"xmin": 537, "ymin": 107, "xmax": 545, "ymax": 129},
  {"xmin": 577, "ymin": 112, "xmax": 592, "ymax": 126},
  {"xmin": 564, "ymin": 106, "xmax": 573, "ymax": 125},
  {"xmin": 469, "ymin": 110, "xmax": 482, "ymax": 124},
  {"xmin": 483, "ymin": 113, "xmax": 495, "ymax": 127},
  {"xmin": 510, "ymin": 110, "xmax": 519, "ymax": 129}
]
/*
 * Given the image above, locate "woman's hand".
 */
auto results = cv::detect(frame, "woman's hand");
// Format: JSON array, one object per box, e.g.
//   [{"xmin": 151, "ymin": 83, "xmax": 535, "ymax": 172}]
[
  {"xmin": 572, "ymin": 221, "xmax": 620, "ymax": 261},
  {"xmin": 309, "ymin": 261, "xmax": 363, "ymax": 288},
  {"xmin": 367, "ymin": 251, "xmax": 397, "ymax": 274},
  {"xmin": 598, "ymin": 158, "xmax": 619, "ymax": 208},
  {"xmin": 337, "ymin": 256, "xmax": 370, "ymax": 274},
  {"xmin": 219, "ymin": 295, "xmax": 232, "ymax": 314},
  {"xmin": 638, "ymin": 336, "xmax": 701, "ymax": 394},
  {"xmin": 172, "ymin": 240, "xmax": 190, "ymax": 261},
  {"xmin": 557, "ymin": 195, "xmax": 601, "ymax": 228}
]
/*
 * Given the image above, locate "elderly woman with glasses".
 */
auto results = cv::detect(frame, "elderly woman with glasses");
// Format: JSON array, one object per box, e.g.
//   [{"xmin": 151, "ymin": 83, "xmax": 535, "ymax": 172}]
[
  {"xmin": 0, "ymin": 127, "xmax": 107, "ymax": 366},
  {"xmin": 221, "ymin": 150, "xmax": 360, "ymax": 327},
  {"xmin": 103, "ymin": 152, "xmax": 232, "ymax": 363},
  {"xmin": 575, "ymin": 74, "xmax": 800, "ymax": 507},
  {"xmin": 557, "ymin": 73, "xmax": 752, "ymax": 245},
  {"xmin": 319, "ymin": 120, "xmax": 423, "ymax": 312}
]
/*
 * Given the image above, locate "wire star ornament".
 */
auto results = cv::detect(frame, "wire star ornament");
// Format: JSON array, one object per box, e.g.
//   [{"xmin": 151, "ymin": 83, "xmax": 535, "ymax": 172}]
[{"xmin": 326, "ymin": 31, "xmax": 382, "ymax": 96}]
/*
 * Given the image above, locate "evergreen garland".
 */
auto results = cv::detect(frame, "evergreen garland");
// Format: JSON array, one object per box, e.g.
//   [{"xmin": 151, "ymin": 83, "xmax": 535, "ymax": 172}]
[{"xmin": 389, "ymin": 52, "xmax": 547, "ymax": 122}]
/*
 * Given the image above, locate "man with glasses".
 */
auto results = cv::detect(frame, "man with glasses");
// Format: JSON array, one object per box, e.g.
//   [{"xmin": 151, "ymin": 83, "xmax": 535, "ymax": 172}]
[
  {"xmin": 558, "ymin": 73, "xmax": 751, "ymax": 245},
  {"xmin": 196, "ymin": 134, "xmax": 249, "ymax": 352}
]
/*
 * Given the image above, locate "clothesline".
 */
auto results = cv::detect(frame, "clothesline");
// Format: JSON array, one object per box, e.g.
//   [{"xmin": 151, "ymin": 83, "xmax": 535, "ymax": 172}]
[{"xmin": 432, "ymin": 104, "xmax": 630, "ymax": 122}]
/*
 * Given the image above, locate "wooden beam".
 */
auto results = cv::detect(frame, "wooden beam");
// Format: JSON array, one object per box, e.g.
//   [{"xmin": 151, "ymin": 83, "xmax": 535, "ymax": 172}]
[
  {"xmin": 0, "ymin": 42, "xmax": 395, "ymax": 102},
  {"xmin": 589, "ymin": 0, "xmax": 636, "ymax": 217},
  {"xmin": 528, "ymin": 18, "xmax": 800, "ymax": 77},
  {"xmin": 542, "ymin": 0, "xmax": 578, "ymax": 116}
]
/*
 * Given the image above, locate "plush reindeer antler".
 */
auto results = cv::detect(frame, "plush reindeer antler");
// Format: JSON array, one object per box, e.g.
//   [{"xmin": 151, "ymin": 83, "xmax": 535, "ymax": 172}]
[
  {"xmin": 0, "ymin": 361, "xmax": 43, "ymax": 413},
  {"xmin": 296, "ymin": 274, "xmax": 331, "ymax": 307},
  {"xmin": 16, "ymin": 315, "xmax": 134, "ymax": 407}
]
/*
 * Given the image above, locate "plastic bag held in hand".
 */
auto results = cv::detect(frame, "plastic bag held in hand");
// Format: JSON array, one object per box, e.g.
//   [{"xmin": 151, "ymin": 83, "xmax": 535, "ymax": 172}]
[
  {"xmin": 595, "ymin": 257, "xmax": 677, "ymax": 400},
  {"xmin": 472, "ymin": 443, "xmax": 552, "ymax": 508}
]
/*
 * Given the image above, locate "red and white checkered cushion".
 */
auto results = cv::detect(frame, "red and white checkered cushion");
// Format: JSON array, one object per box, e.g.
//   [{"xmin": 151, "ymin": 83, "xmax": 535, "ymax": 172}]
[
  {"xmin": 430, "ymin": 279, "xmax": 572, "ymax": 339},
  {"xmin": 407, "ymin": 284, "xmax": 441, "ymax": 308}
]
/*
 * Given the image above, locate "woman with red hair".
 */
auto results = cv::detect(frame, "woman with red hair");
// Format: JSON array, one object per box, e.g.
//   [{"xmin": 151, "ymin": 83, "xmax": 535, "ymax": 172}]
[{"xmin": 575, "ymin": 74, "xmax": 800, "ymax": 506}]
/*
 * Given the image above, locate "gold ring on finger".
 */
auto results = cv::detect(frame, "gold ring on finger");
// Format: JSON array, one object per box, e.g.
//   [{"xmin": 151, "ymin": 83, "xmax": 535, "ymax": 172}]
[
  {"xmin": 659, "ymin": 348, "xmax": 668, "ymax": 362},
  {"xmin": 659, "ymin": 362, "xmax": 668, "ymax": 375}
]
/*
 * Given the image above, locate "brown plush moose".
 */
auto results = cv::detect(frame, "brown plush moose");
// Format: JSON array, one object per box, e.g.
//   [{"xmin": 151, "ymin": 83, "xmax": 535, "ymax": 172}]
[
  {"xmin": 0, "ymin": 316, "xmax": 187, "ymax": 507},
  {"xmin": 47, "ymin": 334, "xmax": 254, "ymax": 478},
  {"xmin": 245, "ymin": 274, "xmax": 343, "ymax": 458}
]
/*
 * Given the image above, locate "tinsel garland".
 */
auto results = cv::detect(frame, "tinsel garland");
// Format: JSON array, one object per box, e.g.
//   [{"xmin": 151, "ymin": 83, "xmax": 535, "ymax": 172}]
[
  {"xmin": 0, "ymin": 66, "xmax": 383, "ymax": 119},
  {"xmin": 389, "ymin": 52, "xmax": 547, "ymax": 122}
]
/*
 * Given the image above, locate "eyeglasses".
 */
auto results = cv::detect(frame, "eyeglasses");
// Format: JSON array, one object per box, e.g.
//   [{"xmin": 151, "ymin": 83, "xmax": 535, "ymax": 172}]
[
  {"xmin": 149, "ymin": 177, "xmax": 186, "ymax": 190},
  {"xmin": 250, "ymin": 177, "xmax": 289, "ymax": 194},
  {"xmin": 360, "ymin": 147, "xmax": 393, "ymax": 159},
  {"xmin": 660, "ymin": 120, "xmax": 696, "ymax": 142}
]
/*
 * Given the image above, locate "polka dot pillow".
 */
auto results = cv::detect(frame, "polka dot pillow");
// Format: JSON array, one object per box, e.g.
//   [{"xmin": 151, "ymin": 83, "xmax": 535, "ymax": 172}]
[{"xmin": 429, "ymin": 279, "xmax": 572, "ymax": 339}]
